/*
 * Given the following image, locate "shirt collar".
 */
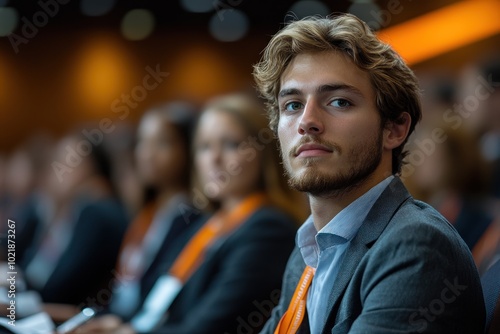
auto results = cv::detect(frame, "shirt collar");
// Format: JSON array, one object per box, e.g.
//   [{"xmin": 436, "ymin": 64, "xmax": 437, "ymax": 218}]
[{"xmin": 297, "ymin": 175, "xmax": 394, "ymax": 266}]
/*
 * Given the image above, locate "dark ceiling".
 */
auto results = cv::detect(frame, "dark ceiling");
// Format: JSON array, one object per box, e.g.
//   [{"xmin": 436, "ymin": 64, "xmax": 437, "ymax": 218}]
[{"xmin": 9, "ymin": 0, "xmax": 460, "ymax": 33}]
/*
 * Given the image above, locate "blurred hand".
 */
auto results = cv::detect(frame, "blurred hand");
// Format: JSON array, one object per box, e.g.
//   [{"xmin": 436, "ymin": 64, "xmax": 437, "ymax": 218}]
[{"xmin": 68, "ymin": 314, "xmax": 135, "ymax": 334}]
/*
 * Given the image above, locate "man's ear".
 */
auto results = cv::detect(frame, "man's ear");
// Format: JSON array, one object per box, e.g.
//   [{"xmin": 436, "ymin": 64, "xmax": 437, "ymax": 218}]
[{"xmin": 383, "ymin": 112, "xmax": 411, "ymax": 150}]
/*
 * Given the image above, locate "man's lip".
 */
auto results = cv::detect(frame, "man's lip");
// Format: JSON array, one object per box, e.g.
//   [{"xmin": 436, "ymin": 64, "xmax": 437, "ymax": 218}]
[{"xmin": 295, "ymin": 143, "xmax": 333, "ymax": 157}]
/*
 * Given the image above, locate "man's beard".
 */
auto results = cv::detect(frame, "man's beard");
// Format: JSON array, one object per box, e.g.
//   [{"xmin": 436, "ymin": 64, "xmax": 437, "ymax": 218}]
[{"xmin": 283, "ymin": 130, "xmax": 383, "ymax": 198}]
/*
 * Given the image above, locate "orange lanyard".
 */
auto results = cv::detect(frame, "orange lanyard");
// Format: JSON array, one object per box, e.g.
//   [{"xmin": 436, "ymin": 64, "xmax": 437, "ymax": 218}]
[
  {"xmin": 117, "ymin": 202, "xmax": 157, "ymax": 277},
  {"xmin": 274, "ymin": 265, "xmax": 315, "ymax": 334},
  {"xmin": 168, "ymin": 193, "xmax": 268, "ymax": 283}
]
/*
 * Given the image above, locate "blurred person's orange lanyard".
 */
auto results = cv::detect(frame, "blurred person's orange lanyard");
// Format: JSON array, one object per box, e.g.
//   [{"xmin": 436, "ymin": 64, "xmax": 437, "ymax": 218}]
[
  {"xmin": 131, "ymin": 192, "xmax": 268, "ymax": 331},
  {"xmin": 116, "ymin": 201, "xmax": 158, "ymax": 278},
  {"xmin": 274, "ymin": 266, "xmax": 315, "ymax": 334},
  {"xmin": 169, "ymin": 191, "xmax": 268, "ymax": 282}
]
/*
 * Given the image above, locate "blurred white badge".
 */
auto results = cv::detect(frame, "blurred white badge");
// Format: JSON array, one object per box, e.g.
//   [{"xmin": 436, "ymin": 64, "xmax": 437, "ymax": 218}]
[
  {"xmin": 130, "ymin": 275, "xmax": 182, "ymax": 332},
  {"xmin": 109, "ymin": 279, "xmax": 141, "ymax": 319}
]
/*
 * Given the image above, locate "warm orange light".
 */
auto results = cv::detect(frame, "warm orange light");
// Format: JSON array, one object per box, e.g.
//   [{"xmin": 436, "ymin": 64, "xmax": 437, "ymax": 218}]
[
  {"xmin": 168, "ymin": 44, "xmax": 241, "ymax": 100},
  {"xmin": 0, "ymin": 52, "xmax": 15, "ymax": 109},
  {"xmin": 0, "ymin": 52, "xmax": 9, "ymax": 105},
  {"xmin": 75, "ymin": 35, "xmax": 133, "ymax": 113},
  {"xmin": 0, "ymin": 54, "xmax": 4, "ymax": 104},
  {"xmin": 378, "ymin": 0, "xmax": 500, "ymax": 65}
]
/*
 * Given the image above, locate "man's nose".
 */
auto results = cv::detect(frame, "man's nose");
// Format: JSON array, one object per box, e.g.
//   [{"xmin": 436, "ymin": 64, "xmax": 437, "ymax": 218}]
[{"xmin": 298, "ymin": 101, "xmax": 324, "ymax": 135}]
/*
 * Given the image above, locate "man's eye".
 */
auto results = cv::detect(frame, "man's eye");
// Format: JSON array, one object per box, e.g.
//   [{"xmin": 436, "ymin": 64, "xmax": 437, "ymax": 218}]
[
  {"xmin": 331, "ymin": 99, "xmax": 351, "ymax": 108},
  {"xmin": 284, "ymin": 102, "xmax": 303, "ymax": 112}
]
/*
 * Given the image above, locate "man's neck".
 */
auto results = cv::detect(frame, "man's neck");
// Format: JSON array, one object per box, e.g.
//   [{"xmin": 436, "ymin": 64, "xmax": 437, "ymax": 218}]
[{"xmin": 309, "ymin": 173, "xmax": 390, "ymax": 231}]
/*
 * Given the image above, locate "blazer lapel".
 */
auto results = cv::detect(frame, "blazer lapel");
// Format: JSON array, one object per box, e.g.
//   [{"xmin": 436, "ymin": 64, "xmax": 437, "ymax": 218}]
[{"xmin": 321, "ymin": 177, "xmax": 411, "ymax": 334}]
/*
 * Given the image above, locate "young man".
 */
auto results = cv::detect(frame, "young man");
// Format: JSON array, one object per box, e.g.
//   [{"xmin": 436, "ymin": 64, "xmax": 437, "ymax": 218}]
[{"xmin": 253, "ymin": 14, "xmax": 485, "ymax": 334}]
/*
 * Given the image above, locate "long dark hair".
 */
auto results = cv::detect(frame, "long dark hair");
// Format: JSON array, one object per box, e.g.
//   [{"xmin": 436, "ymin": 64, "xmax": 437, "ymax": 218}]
[{"xmin": 140, "ymin": 101, "xmax": 199, "ymax": 204}]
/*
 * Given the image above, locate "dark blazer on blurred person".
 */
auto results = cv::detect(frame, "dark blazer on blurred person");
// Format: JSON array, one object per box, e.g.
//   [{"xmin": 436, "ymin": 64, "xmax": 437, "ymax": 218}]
[
  {"xmin": 139, "ymin": 206, "xmax": 297, "ymax": 334},
  {"xmin": 22, "ymin": 195, "xmax": 127, "ymax": 305}
]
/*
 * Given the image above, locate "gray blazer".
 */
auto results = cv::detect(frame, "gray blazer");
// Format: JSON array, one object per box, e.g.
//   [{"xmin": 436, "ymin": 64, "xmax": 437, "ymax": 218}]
[{"xmin": 261, "ymin": 177, "xmax": 485, "ymax": 334}]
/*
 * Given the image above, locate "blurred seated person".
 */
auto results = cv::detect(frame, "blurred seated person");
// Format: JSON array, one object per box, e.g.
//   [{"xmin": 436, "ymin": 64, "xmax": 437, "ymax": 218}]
[
  {"xmin": 107, "ymin": 102, "xmax": 202, "ymax": 319},
  {"xmin": 472, "ymin": 60, "xmax": 500, "ymax": 274},
  {"xmin": 77, "ymin": 93, "xmax": 307, "ymax": 334},
  {"xmin": 0, "ymin": 136, "xmax": 53, "ymax": 265},
  {"xmin": 19, "ymin": 132, "xmax": 128, "ymax": 305},
  {"xmin": 476, "ymin": 60, "xmax": 500, "ymax": 197},
  {"xmin": 409, "ymin": 125, "xmax": 499, "ymax": 270},
  {"xmin": 102, "ymin": 122, "xmax": 143, "ymax": 219},
  {"xmin": 474, "ymin": 218, "xmax": 500, "ymax": 275}
]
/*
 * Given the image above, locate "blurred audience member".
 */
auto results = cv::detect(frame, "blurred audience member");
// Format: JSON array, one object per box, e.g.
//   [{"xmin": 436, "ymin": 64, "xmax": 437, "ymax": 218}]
[
  {"xmin": 477, "ymin": 61, "xmax": 500, "ymax": 198},
  {"xmin": 472, "ymin": 59, "xmax": 500, "ymax": 274},
  {"xmin": 474, "ymin": 218, "xmax": 500, "ymax": 275},
  {"xmin": 80, "ymin": 93, "xmax": 307, "ymax": 334},
  {"xmin": 20, "ymin": 132, "xmax": 128, "ymax": 305},
  {"xmin": 108, "ymin": 102, "xmax": 202, "ymax": 319},
  {"xmin": 0, "ymin": 134, "xmax": 53, "ymax": 265},
  {"xmin": 418, "ymin": 72, "xmax": 457, "ymax": 129},
  {"xmin": 410, "ymin": 125, "xmax": 498, "ymax": 271},
  {"xmin": 455, "ymin": 62, "xmax": 491, "ymax": 137},
  {"xmin": 102, "ymin": 122, "xmax": 143, "ymax": 219},
  {"xmin": 0, "ymin": 155, "xmax": 6, "ymax": 221}
]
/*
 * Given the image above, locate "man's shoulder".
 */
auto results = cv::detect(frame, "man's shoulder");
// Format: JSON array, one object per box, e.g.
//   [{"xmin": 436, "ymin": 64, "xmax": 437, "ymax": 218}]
[
  {"xmin": 386, "ymin": 197, "xmax": 458, "ymax": 238},
  {"xmin": 372, "ymin": 196, "xmax": 472, "ymax": 262},
  {"xmin": 371, "ymin": 177, "xmax": 458, "ymax": 241}
]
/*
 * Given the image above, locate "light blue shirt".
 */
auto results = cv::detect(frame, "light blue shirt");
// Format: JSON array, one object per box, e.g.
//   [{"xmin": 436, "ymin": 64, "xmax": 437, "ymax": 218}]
[{"xmin": 297, "ymin": 176, "xmax": 394, "ymax": 333}]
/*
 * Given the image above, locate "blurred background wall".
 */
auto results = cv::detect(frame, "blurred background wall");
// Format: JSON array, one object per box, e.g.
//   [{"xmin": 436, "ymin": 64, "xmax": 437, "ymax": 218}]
[
  {"xmin": 0, "ymin": 0, "xmax": 499, "ymax": 153},
  {"xmin": 0, "ymin": 0, "xmax": 270, "ymax": 151}
]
